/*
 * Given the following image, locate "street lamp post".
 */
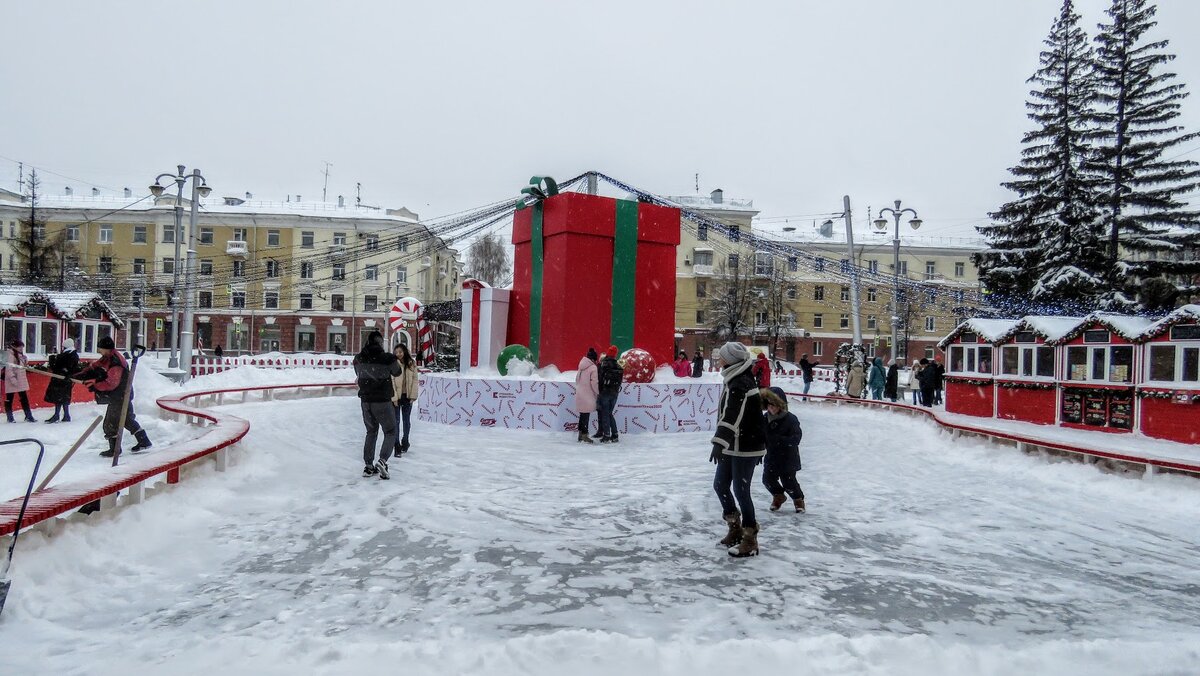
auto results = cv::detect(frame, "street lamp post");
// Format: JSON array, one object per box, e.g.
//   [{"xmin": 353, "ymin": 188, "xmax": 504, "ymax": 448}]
[
  {"xmin": 822, "ymin": 195, "xmax": 863, "ymax": 348},
  {"xmin": 150, "ymin": 167, "xmax": 211, "ymax": 379},
  {"xmin": 873, "ymin": 200, "xmax": 922, "ymax": 363}
]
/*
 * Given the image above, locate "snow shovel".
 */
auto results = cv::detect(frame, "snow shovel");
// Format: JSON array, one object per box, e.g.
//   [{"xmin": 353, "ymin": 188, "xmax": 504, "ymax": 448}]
[
  {"xmin": 0, "ymin": 438, "xmax": 47, "ymax": 618},
  {"xmin": 110, "ymin": 345, "xmax": 146, "ymax": 468}
]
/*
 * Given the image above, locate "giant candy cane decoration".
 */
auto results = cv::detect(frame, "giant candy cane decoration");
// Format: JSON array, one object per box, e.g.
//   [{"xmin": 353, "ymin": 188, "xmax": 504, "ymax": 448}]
[{"xmin": 390, "ymin": 296, "xmax": 434, "ymax": 362}]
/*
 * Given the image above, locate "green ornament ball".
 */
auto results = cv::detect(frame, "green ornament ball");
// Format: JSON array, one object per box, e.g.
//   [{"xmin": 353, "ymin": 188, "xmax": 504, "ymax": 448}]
[{"xmin": 497, "ymin": 344, "xmax": 535, "ymax": 376}]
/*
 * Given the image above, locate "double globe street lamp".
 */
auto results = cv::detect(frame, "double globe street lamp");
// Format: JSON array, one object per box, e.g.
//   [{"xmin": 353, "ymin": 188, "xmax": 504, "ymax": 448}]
[
  {"xmin": 873, "ymin": 200, "xmax": 922, "ymax": 362},
  {"xmin": 150, "ymin": 166, "xmax": 211, "ymax": 378}
]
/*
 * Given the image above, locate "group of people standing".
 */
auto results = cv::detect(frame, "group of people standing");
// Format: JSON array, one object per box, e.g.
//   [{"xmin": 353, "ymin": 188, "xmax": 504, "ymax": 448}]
[
  {"xmin": 842, "ymin": 356, "xmax": 943, "ymax": 407},
  {"xmin": 353, "ymin": 331, "xmax": 419, "ymax": 480},
  {"xmin": 575, "ymin": 346, "xmax": 624, "ymax": 443},
  {"xmin": 670, "ymin": 350, "xmax": 707, "ymax": 378}
]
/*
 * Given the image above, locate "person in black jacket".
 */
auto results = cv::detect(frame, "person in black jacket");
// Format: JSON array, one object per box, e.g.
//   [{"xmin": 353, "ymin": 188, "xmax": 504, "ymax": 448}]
[
  {"xmin": 932, "ymin": 358, "xmax": 946, "ymax": 405},
  {"xmin": 353, "ymin": 330, "xmax": 401, "ymax": 479},
  {"xmin": 596, "ymin": 345, "xmax": 624, "ymax": 442},
  {"xmin": 916, "ymin": 358, "xmax": 937, "ymax": 408},
  {"xmin": 760, "ymin": 387, "xmax": 805, "ymax": 513},
  {"xmin": 798, "ymin": 353, "xmax": 819, "ymax": 399},
  {"xmin": 691, "ymin": 350, "xmax": 704, "ymax": 378},
  {"xmin": 884, "ymin": 358, "xmax": 899, "ymax": 403},
  {"xmin": 710, "ymin": 341, "xmax": 767, "ymax": 558},
  {"xmin": 43, "ymin": 338, "xmax": 80, "ymax": 423}
]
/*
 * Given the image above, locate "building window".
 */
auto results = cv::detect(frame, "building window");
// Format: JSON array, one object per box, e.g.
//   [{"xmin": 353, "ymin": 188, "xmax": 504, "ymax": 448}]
[
  {"xmin": 867, "ymin": 260, "xmax": 878, "ymax": 274},
  {"xmin": 926, "ymin": 288, "xmax": 937, "ymax": 303},
  {"xmin": 840, "ymin": 314, "xmax": 850, "ymax": 329},
  {"xmin": 232, "ymin": 260, "xmax": 245, "ymax": 277},
  {"xmin": 867, "ymin": 287, "xmax": 877, "ymax": 302},
  {"xmin": 813, "ymin": 285, "xmax": 825, "ymax": 301},
  {"xmin": 955, "ymin": 262, "xmax": 965, "ymax": 277},
  {"xmin": 301, "ymin": 231, "xmax": 314, "ymax": 248},
  {"xmin": 813, "ymin": 314, "xmax": 823, "ymax": 329},
  {"xmin": 162, "ymin": 224, "xmax": 176, "ymax": 244},
  {"xmin": 840, "ymin": 286, "xmax": 850, "ymax": 302},
  {"xmin": 300, "ymin": 261, "xmax": 314, "ymax": 279},
  {"xmin": 787, "ymin": 256, "xmax": 798, "ymax": 272},
  {"xmin": 365, "ymin": 264, "xmax": 378, "ymax": 281},
  {"xmin": 729, "ymin": 224, "xmax": 740, "ymax": 242},
  {"xmin": 398, "ymin": 235, "xmax": 409, "ymax": 251},
  {"xmin": 200, "ymin": 259, "xmax": 213, "ymax": 275},
  {"xmin": 955, "ymin": 290, "xmax": 966, "ymax": 303},
  {"xmin": 366, "ymin": 235, "xmax": 379, "ymax": 251},
  {"xmin": 867, "ymin": 315, "xmax": 877, "ymax": 330},
  {"xmin": 199, "ymin": 227, "xmax": 214, "ymax": 245},
  {"xmin": 232, "ymin": 228, "xmax": 247, "ymax": 242},
  {"xmin": 696, "ymin": 280, "xmax": 707, "ymax": 298},
  {"xmin": 696, "ymin": 309, "xmax": 705, "ymax": 324},
  {"xmin": 66, "ymin": 225, "xmax": 80, "ymax": 242},
  {"xmin": 693, "ymin": 250, "xmax": 713, "ymax": 267},
  {"xmin": 99, "ymin": 224, "xmax": 113, "ymax": 243},
  {"xmin": 162, "ymin": 257, "xmax": 175, "ymax": 274},
  {"xmin": 840, "ymin": 259, "xmax": 850, "ymax": 274},
  {"xmin": 697, "ymin": 223, "xmax": 708, "ymax": 241},
  {"xmin": 132, "ymin": 258, "xmax": 146, "ymax": 275},
  {"xmin": 396, "ymin": 266, "xmax": 407, "ymax": 284},
  {"xmin": 898, "ymin": 260, "xmax": 908, "ymax": 276},
  {"xmin": 299, "ymin": 293, "xmax": 313, "ymax": 310},
  {"xmin": 331, "ymin": 294, "xmax": 345, "ymax": 311},
  {"xmin": 332, "ymin": 264, "xmax": 346, "ymax": 280},
  {"xmin": 98, "ymin": 257, "xmax": 113, "ymax": 274},
  {"xmin": 728, "ymin": 253, "xmax": 739, "ymax": 269},
  {"xmin": 231, "ymin": 291, "xmax": 245, "ymax": 309},
  {"xmin": 131, "ymin": 289, "xmax": 143, "ymax": 308},
  {"xmin": 333, "ymin": 232, "xmax": 346, "ymax": 246},
  {"xmin": 786, "ymin": 286, "xmax": 797, "ymax": 300},
  {"xmin": 198, "ymin": 291, "xmax": 212, "ymax": 309},
  {"xmin": 267, "ymin": 230, "xmax": 280, "ymax": 246},
  {"xmin": 754, "ymin": 311, "xmax": 768, "ymax": 326},
  {"xmin": 925, "ymin": 316, "xmax": 936, "ymax": 332},
  {"xmin": 754, "ymin": 252, "xmax": 773, "ymax": 276},
  {"xmin": 133, "ymin": 225, "xmax": 147, "ymax": 243},
  {"xmin": 925, "ymin": 261, "xmax": 936, "ymax": 280},
  {"xmin": 814, "ymin": 257, "xmax": 826, "ymax": 272},
  {"xmin": 266, "ymin": 260, "xmax": 280, "ymax": 278},
  {"xmin": 813, "ymin": 342, "xmax": 823, "ymax": 357},
  {"xmin": 264, "ymin": 291, "xmax": 279, "ymax": 310},
  {"xmin": 364, "ymin": 295, "xmax": 378, "ymax": 312}
]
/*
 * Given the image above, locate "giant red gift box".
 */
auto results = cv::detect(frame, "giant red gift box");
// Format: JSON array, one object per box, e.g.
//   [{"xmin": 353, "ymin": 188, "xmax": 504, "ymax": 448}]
[{"xmin": 510, "ymin": 192, "xmax": 680, "ymax": 371}]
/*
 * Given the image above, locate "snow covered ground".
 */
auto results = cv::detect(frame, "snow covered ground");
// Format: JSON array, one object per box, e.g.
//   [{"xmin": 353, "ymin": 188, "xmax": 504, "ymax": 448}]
[{"xmin": 3, "ymin": 382, "xmax": 1199, "ymax": 674}]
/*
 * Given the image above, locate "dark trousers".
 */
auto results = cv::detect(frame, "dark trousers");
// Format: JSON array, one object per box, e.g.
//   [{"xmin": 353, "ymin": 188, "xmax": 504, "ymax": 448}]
[
  {"xmin": 102, "ymin": 395, "xmax": 143, "ymax": 440},
  {"xmin": 934, "ymin": 387, "xmax": 943, "ymax": 405},
  {"xmin": 920, "ymin": 386, "xmax": 935, "ymax": 408},
  {"xmin": 597, "ymin": 392, "xmax": 618, "ymax": 438},
  {"xmin": 714, "ymin": 455, "xmax": 759, "ymax": 528},
  {"xmin": 577, "ymin": 411, "xmax": 591, "ymax": 436},
  {"xmin": 362, "ymin": 401, "xmax": 397, "ymax": 465},
  {"xmin": 762, "ymin": 466, "xmax": 804, "ymax": 500},
  {"xmin": 5, "ymin": 391, "xmax": 32, "ymax": 420},
  {"xmin": 394, "ymin": 398, "xmax": 413, "ymax": 447},
  {"xmin": 51, "ymin": 402, "xmax": 72, "ymax": 419}
]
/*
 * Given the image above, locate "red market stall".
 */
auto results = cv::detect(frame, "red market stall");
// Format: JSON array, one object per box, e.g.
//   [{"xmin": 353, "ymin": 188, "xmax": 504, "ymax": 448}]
[
  {"xmin": 1136, "ymin": 305, "xmax": 1200, "ymax": 444},
  {"xmin": 1054, "ymin": 314, "xmax": 1154, "ymax": 435},
  {"xmin": 1, "ymin": 286, "xmax": 123, "ymax": 410},
  {"xmin": 992, "ymin": 316, "xmax": 1082, "ymax": 426},
  {"xmin": 939, "ymin": 319, "xmax": 1016, "ymax": 417}
]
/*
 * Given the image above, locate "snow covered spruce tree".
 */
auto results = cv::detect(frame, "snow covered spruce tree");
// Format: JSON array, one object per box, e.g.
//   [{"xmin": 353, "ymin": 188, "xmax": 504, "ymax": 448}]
[
  {"xmin": 1092, "ymin": 0, "xmax": 1200, "ymax": 311},
  {"xmin": 977, "ymin": 0, "xmax": 1107, "ymax": 313}
]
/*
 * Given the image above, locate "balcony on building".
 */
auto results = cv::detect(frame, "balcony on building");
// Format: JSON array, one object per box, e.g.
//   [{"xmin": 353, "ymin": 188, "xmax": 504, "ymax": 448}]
[{"xmin": 226, "ymin": 240, "xmax": 249, "ymax": 257}]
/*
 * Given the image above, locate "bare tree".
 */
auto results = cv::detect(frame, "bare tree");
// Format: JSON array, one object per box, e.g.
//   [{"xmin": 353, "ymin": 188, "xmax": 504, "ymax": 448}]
[
  {"xmin": 706, "ymin": 257, "xmax": 759, "ymax": 340},
  {"xmin": 760, "ymin": 263, "xmax": 793, "ymax": 355},
  {"xmin": 464, "ymin": 232, "xmax": 512, "ymax": 287},
  {"xmin": 13, "ymin": 170, "xmax": 70, "ymax": 286}
]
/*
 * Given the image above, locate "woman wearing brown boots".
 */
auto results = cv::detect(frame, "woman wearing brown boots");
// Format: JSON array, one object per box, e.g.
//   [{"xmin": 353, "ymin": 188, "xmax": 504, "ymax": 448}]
[{"xmin": 710, "ymin": 341, "xmax": 767, "ymax": 558}]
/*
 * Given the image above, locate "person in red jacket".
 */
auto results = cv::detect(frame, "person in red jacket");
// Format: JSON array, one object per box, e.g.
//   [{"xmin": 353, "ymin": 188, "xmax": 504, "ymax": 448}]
[
  {"xmin": 751, "ymin": 351, "xmax": 771, "ymax": 389},
  {"xmin": 75, "ymin": 336, "xmax": 152, "ymax": 457}
]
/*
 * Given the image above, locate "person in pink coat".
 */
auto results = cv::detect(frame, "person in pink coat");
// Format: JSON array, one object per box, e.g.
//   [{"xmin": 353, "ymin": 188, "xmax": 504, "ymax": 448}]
[
  {"xmin": 4, "ymin": 339, "xmax": 35, "ymax": 423},
  {"xmin": 672, "ymin": 351, "xmax": 691, "ymax": 377},
  {"xmin": 574, "ymin": 347, "xmax": 599, "ymax": 444}
]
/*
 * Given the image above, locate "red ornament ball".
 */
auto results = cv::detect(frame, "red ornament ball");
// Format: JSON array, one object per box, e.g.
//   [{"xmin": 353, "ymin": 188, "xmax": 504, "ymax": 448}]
[{"xmin": 619, "ymin": 348, "xmax": 656, "ymax": 383}]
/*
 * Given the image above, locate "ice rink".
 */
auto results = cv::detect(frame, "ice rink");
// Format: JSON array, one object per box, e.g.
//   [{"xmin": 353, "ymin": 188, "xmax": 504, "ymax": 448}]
[{"xmin": 3, "ymin": 392, "xmax": 1200, "ymax": 675}]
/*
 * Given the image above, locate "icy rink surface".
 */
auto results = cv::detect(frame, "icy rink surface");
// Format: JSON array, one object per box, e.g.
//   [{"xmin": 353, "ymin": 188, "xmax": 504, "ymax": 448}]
[{"xmin": 3, "ymin": 394, "xmax": 1200, "ymax": 675}]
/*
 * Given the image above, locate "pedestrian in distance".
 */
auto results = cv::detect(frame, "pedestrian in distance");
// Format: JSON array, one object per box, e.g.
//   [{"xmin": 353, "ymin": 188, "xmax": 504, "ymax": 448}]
[
  {"xmin": 596, "ymin": 346, "xmax": 624, "ymax": 443},
  {"xmin": 3, "ymin": 339, "xmax": 35, "ymax": 423},
  {"xmin": 691, "ymin": 350, "xmax": 705, "ymax": 378},
  {"xmin": 574, "ymin": 347, "xmax": 599, "ymax": 443},
  {"xmin": 910, "ymin": 360, "xmax": 924, "ymax": 405},
  {"xmin": 845, "ymin": 361, "xmax": 866, "ymax": 399},
  {"xmin": 214, "ymin": 344, "xmax": 224, "ymax": 359},
  {"xmin": 751, "ymin": 351, "xmax": 772, "ymax": 389},
  {"xmin": 773, "ymin": 357, "xmax": 784, "ymax": 375},
  {"xmin": 867, "ymin": 356, "xmax": 887, "ymax": 400},
  {"xmin": 884, "ymin": 358, "xmax": 899, "ymax": 403},
  {"xmin": 353, "ymin": 330, "xmax": 401, "ymax": 479},
  {"xmin": 760, "ymin": 387, "xmax": 805, "ymax": 514},
  {"xmin": 932, "ymin": 357, "xmax": 946, "ymax": 405},
  {"xmin": 798, "ymin": 353, "xmax": 819, "ymax": 399},
  {"xmin": 391, "ymin": 342, "xmax": 419, "ymax": 457},
  {"xmin": 672, "ymin": 350, "xmax": 691, "ymax": 378},
  {"xmin": 711, "ymin": 341, "xmax": 768, "ymax": 558},
  {"xmin": 916, "ymin": 357, "xmax": 938, "ymax": 409},
  {"xmin": 74, "ymin": 336, "xmax": 152, "ymax": 456},
  {"xmin": 44, "ymin": 338, "xmax": 79, "ymax": 423}
]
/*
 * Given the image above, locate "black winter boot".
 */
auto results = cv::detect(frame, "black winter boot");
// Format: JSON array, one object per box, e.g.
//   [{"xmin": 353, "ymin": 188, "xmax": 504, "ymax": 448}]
[
  {"xmin": 100, "ymin": 438, "xmax": 117, "ymax": 458},
  {"xmin": 131, "ymin": 430, "xmax": 153, "ymax": 453}
]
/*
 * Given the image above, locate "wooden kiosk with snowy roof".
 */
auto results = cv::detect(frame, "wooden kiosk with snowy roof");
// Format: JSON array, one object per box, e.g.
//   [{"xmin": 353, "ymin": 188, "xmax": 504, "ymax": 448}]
[
  {"xmin": 1136, "ymin": 305, "xmax": 1200, "ymax": 443},
  {"xmin": 1055, "ymin": 313, "xmax": 1154, "ymax": 434},
  {"xmin": 990, "ymin": 316, "xmax": 1082, "ymax": 426},
  {"xmin": 939, "ymin": 318, "xmax": 1014, "ymax": 417}
]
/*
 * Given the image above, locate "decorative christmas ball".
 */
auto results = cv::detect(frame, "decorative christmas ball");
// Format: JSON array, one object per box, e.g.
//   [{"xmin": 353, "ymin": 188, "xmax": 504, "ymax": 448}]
[
  {"xmin": 497, "ymin": 344, "xmax": 535, "ymax": 376},
  {"xmin": 619, "ymin": 348, "xmax": 656, "ymax": 383}
]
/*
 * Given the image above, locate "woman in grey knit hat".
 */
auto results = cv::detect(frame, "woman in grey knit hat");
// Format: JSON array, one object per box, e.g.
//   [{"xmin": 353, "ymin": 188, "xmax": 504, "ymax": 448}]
[{"xmin": 710, "ymin": 341, "xmax": 768, "ymax": 557}]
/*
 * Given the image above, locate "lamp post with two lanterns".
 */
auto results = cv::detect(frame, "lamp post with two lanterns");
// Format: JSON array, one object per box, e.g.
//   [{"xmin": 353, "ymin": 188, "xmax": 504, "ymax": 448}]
[
  {"xmin": 150, "ymin": 167, "xmax": 211, "ymax": 379},
  {"xmin": 873, "ymin": 200, "xmax": 922, "ymax": 362}
]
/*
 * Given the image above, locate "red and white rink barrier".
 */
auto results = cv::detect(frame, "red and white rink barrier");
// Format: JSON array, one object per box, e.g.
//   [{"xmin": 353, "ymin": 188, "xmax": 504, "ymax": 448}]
[{"xmin": 190, "ymin": 355, "xmax": 354, "ymax": 377}]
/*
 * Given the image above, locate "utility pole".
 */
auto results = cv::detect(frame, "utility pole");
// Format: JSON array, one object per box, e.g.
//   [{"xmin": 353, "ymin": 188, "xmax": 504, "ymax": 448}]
[
  {"xmin": 356, "ymin": 182, "xmax": 362, "ymax": 207},
  {"xmin": 842, "ymin": 195, "xmax": 863, "ymax": 348},
  {"xmin": 586, "ymin": 173, "xmax": 597, "ymax": 195},
  {"xmin": 322, "ymin": 161, "xmax": 332, "ymax": 202}
]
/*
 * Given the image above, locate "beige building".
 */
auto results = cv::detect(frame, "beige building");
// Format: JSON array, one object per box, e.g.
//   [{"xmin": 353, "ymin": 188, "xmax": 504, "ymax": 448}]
[
  {"xmin": 672, "ymin": 190, "xmax": 984, "ymax": 364},
  {"xmin": 0, "ymin": 188, "xmax": 462, "ymax": 356}
]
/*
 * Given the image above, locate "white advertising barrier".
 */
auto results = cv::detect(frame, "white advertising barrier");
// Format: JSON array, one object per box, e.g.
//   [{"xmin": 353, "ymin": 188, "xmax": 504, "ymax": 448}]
[{"xmin": 418, "ymin": 374, "xmax": 721, "ymax": 434}]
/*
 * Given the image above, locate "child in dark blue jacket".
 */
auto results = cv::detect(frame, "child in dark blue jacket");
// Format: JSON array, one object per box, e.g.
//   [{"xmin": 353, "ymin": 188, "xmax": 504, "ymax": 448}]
[{"xmin": 761, "ymin": 386, "xmax": 806, "ymax": 513}]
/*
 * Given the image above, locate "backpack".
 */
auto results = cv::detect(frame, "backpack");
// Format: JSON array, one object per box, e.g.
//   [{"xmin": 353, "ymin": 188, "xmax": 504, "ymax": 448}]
[{"xmin": 600, "ymin": 360, "xmax": 624, "ymax": 391}]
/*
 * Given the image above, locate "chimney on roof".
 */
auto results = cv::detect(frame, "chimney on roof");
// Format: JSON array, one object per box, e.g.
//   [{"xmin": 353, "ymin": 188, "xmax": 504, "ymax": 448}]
[
  {"xmin": 245, "ymin": 192, "xmax": 252, "ymax": 200},
  {"xmin": 92, "ymin": 187, "xmax": 99, "ymax": 197},
  {"xmin": 296, "ymin": 194, "xmax": 301, "ymax": 202},
  {"xmin": 65, "ymin": 186, "xmax": 72, "ymax": 196},
  {"xmin": 710, "ymin": 188, "xmax": 723, "ymax": 204},
  {"xmin": 337, "ymin": 195, "xmax": 344, "ymax": 207},
  {"xmin": 124, "ymin": 187, "xmax": 132, "ymax": 198}
]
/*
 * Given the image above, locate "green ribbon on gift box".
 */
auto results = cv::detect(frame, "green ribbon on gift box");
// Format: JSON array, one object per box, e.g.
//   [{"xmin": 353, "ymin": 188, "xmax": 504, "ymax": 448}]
[
  {"xmin": 516, "ymin": 176, "xmax": 559, "ymax": 362},
  {"xmin": 610, "ymin": 199, "xmax": 639, "ymax": 353}
]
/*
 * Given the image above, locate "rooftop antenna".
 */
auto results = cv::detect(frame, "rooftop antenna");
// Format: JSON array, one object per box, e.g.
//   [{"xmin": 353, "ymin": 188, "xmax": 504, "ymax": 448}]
[{"xmin": 322, "ymin": 161, "xmax": 332, "ymax": 202}]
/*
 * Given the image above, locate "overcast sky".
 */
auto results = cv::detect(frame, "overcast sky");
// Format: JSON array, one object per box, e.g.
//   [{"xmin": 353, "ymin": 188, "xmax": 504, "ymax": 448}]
[{"xmin": 3, "ymin": 0, "xmax": 1199, "ymax": 240}]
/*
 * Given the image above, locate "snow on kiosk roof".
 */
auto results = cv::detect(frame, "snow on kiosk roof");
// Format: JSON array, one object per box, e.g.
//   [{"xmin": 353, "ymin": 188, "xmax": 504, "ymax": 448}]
[
  {"xmin": 937, "ymin": 318, "xmax": 1020, "ymax": 349},
  {"xmin": 1053, "ymin": 312, "xmax": 1157, "ymax": 344},
  {"xmin": 0, "ymin": 285, "xmax": 123, "ymax": 327},
  {"xmin": 1139, "ymin": 304, "xmax": 1200, "ymax": 341}
]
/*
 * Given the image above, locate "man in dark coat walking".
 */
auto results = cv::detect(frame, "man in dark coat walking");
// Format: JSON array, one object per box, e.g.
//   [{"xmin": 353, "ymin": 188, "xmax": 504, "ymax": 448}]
[
  {"xmin": 691, "ymin": 350, "xmax": 704, "ymax": 378},
  {"xmin": 353, "ymin": 330, "xmax": 402, "ymax": 479},
  {"xmin": 884, "ymin": 358, "xmax": 899, "ymax": 402},
  {"xmin": 75, "ymin": 336, "xmax": 152, "ymax": 457},
  {"xmin": 916, "ymin": 358, "xmax": 938, "ymax": 408},
  {"xmin": 798, "ymin": 353, "xmax": 819, "ymax": 398}
]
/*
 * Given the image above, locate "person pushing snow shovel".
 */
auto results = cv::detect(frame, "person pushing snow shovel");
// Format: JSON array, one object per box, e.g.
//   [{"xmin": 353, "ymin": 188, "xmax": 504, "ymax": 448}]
[{"xmin": 74, "ymin": 336, "xmax": 152, "ymax": 457}]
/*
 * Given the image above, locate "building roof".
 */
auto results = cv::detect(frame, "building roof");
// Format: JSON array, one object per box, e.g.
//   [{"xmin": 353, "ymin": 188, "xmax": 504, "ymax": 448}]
[
  {"xmin": 754, "ymin": 221, "xmax": 986, "ymax": 252},
  {"xmin": 939, "ymin": 308, "xmax": 1199, "ymax": 349},
  {"xmin": 937, "ymin": 318, "xmax": 1021, "ymax": 349},
  {"xmin": 0, "ymin": 285, "xmax": 123, "ymax": 327},
  {"xmin": 1141, "ymin": 305, "xmax": 1200, "ymax": 340}
]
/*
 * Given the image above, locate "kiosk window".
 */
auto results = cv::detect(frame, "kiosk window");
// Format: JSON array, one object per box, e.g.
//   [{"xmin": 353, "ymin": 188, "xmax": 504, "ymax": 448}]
[
  {"xmin": 1036, "ymin": 347, "xmax": 1054, "ymax": 378},
  {"xmin": 1109, "ymin": 346, "xmax": 1133, "ymax": 383},
  {"xmin": 1001, "ymin": 346, "xmax": 1019, "ymax": 375},
  {"xmin": 1184, "ymin": 347, "xmax": 1200, "ymax": 382},
  {"xmin": 1149, "ymin": 345, "xmax": 1176, "ymax": 381}
]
